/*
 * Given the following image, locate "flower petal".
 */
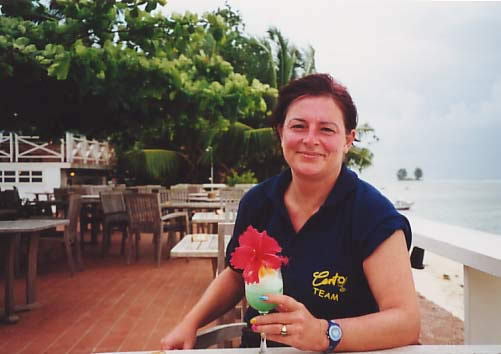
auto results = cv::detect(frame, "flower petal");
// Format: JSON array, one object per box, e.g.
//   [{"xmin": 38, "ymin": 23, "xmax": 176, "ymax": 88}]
[
  {"xmin": 243, "ymin": 259, "xmax": 261, "ymax": 283},
  {"xmin": 230, "ymin": 246, "xmax": 253, "ymax": 270},
  {"xmin": 238, "ymin": 226, "xmax": 262, "ymax": 249}
]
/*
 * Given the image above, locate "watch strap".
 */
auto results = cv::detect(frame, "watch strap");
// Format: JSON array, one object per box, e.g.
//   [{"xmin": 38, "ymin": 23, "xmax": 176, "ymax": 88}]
[{"xmin": 324, "ymin": 320, "xmax": 342, "ymax": 353}]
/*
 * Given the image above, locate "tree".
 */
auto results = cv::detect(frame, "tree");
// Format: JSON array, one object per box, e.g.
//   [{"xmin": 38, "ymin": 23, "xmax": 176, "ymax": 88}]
[
  {"xmin": 0, "ymin": 1, "xmax": 378, "ymax": 184},
  {"xmin": 414, "ymin": 167, "xmax": 423, "ymax": 180},
  {"xmin": 397, "ymin": 168, "xmax": 408, "ymax": 181}
]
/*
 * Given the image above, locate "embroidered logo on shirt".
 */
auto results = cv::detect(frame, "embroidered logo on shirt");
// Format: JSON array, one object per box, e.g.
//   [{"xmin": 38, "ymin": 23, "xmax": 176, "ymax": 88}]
[{"xmin": 311, "ymin": 270, "xmax": 348, "ymax": 302}]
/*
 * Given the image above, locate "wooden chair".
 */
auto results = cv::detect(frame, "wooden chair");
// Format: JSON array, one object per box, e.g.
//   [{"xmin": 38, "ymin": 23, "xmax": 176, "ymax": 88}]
[
  {"xmin": 168, "ymin": 188, "xmax": 189, "ymax": 202},
  {"xmin": 100, "ymin": 192, "xmax": 128, "ymax": 257},
  {"xmin": 0, "ymin": 189, "xmax": 22, "ymax": 220},
  {"xmin": 124, "ymin": 193, "xmax": 189, "ymax": 266},
  {"xmin": 77, "ymin": 187, "xmax": 103, "ymax": 246},
  {"xmin": 40, "ymin": 193, "xmax": 83, "ymax": 275},
  {"xmin": 217, "ymin": 221, "xmax": 247, "ymax": 322},
  {"xmin": 194, "ymin": 322, "xmax": 247, "ymax": 349},
  {"xmin": 219, "ymin": 188, "xmax": 244, "ymax": 222},
  {"xmin": 53, "ymin": 187, "xmax": 70, "ymax": 218}
]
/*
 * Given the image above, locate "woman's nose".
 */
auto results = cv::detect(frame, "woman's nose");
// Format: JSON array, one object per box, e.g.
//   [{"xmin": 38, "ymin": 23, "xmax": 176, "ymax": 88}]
[{"xmin": 302, "ymin": 129, "xmax": 319, "ymax": 145}]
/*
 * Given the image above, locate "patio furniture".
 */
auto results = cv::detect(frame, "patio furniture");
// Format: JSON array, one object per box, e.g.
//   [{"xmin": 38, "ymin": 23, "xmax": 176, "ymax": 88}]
[
  {"xmin": 191, "ymin": 211, "xmax": 224, "ymax": 233},
  {"xmin": 0, "ymin": 218, "xmax": 69, "ymax": 323},
  {"xmin": 39, "ymin": 193, "xmax": 83, "ymax": 275},
  {"xmin": 194, "ymin": 322, "xmax": 247, "ymax": 349},
  {"xmin": 0, "ymin": 189, "xmax": 21, "ymax": 220},
  {"xmin": 170, "ymin": 222, "xmax": 233, "ymax": 277},
  {"xmin": 53, "ymin": 187, "xmax": 70, "ymax": 218},
  {"xmin": 219, "ymin": 188, "xmax": 243, "ymax": 222},
  {"xmin": 168, "ymin": 188, "xmax": 189, "ymax": 202},
  {"xmin": 79, "ymin": 192, "xmax": 103, "ymax": 246},
  {"xmin": 124, "ymin": 193, "xmax": 189, "ymax": 266},
  {"xmin": 100, "ymin": 191, "xmax": 128, "ymax": 257}
]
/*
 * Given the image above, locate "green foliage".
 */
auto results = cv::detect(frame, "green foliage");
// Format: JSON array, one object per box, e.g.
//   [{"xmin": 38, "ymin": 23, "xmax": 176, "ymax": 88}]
[
  {"xmin": 119, "ymin": 148, "xmax": 186, "ymax": 185},
  {"xmin": 0, "ymin": 1, "xmax": 376, "ymax": 184},
  {"xmin": 226, "ymin": 170, "xmax": 258, "ymax": 186},
  {"xmin": 346, "ymin": 123, "xmax": 378, "ymax": 172}
]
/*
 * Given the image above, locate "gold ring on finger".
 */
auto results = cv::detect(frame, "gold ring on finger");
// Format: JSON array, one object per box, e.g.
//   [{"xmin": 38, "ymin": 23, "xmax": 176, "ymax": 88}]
[{"xmin": 280, "ymin": 324, "xmax": 288, "ymax": 336}]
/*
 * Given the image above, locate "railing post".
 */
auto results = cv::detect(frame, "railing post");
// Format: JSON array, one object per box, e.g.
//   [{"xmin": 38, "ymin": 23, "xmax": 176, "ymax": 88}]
[
  {"xmin": 66, "ymin": 132, "xmax": 72, "ymax": 163},
  {"xmin": 9, "ymin": 132, "xmax": 14, "ymax": 162},
  {"xmin": 14, "ymin": 133, "xmax": 19, "ymax": 162},
  {"xmin": 60, "ymin": 137, "xmax": 65, "ymax": 162}
]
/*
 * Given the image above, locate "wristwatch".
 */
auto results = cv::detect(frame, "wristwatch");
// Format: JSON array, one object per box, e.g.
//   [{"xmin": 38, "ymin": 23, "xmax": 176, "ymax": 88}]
[{"xmin": 324, "ymin": 320, "xmax": 342, "ymax": 353}]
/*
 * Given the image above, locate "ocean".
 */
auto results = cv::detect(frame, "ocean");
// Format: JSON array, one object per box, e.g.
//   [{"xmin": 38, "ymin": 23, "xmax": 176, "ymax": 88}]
[{"xmin": 367, "ymin": 179, "xmax": 501, "ymax": 236}]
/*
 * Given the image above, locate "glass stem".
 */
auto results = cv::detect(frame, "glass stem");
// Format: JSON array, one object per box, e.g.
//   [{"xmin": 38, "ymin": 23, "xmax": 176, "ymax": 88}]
[
  {"xmin": 259, "ymin": 332, "xmax": 267, "ymax": 354},
  {"xmin": 258, "ymin": 310, "xmax": 268, "ymax": 353}
]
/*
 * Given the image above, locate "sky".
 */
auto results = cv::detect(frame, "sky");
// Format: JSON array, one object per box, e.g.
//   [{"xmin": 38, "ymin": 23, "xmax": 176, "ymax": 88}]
[{"xmin": 162, "ymin": 0, "xmax": 501, "ymax": 181}]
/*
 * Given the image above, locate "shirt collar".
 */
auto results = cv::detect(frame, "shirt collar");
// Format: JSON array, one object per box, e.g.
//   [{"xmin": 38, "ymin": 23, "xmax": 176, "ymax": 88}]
[{"xmin": 264, "ymin": 164, "xmax": 358, "ymax": 209}]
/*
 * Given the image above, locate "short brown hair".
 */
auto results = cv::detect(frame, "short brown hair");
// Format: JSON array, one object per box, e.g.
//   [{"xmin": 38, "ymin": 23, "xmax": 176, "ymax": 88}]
[{"xmin": 270, "ymin": 73, "xmax": 358, "ymax": 134}]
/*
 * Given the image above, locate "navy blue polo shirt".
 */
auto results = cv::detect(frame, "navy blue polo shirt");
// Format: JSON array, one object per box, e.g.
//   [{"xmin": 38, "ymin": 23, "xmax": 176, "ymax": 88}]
[{"xmin": 225, "ymin": 164, "xmax": 412, "ymax": 322}]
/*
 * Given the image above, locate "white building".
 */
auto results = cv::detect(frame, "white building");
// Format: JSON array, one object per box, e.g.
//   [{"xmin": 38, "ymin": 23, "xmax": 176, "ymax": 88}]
[{"xmin": 0, "ymin": 132, "xmax": 114, "ymax": 199}]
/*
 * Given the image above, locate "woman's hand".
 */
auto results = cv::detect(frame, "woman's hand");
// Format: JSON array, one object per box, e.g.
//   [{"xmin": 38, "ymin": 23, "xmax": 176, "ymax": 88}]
[
  {"xmin": 250, "ymin": 294, "xmax": 329, "ymax": 352},
  {"xmin": 160, "ymin": 321, "xmax": 197, "ymax": 350}
]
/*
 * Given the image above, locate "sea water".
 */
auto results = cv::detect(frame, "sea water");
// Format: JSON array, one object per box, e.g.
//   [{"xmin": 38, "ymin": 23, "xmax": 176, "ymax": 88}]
[{"xmin": 370, "ymin": 179, "xmax": 501, "ymax": 236}]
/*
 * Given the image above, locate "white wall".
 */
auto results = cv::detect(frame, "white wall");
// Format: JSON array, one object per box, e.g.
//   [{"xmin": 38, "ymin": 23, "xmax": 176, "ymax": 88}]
[{"xmin": 0, "ymin": 162, "xmax": 67, "ymax": 200}]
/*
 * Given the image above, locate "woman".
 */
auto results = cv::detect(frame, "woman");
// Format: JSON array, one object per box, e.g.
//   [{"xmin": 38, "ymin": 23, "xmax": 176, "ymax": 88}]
[{"xmin": 161, "ymin": 73, "xmax": 420, "ymax": 352}]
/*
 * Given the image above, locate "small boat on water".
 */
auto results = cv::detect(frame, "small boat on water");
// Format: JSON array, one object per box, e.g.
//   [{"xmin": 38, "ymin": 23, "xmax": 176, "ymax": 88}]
[{"xmin": 393, "ymin": 200, "xmax": 414, "ymax": 210}]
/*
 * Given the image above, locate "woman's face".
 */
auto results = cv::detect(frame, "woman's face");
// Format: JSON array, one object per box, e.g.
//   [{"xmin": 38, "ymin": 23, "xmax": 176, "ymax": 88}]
[{"xmin": 278, "ymin": 95, "xmax": 355, "ymax": 181}]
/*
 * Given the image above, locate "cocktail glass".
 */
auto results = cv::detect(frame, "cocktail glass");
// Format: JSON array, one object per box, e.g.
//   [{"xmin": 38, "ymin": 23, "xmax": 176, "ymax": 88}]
[{"xmin": 245, "ymin": 268, "xmax": 283, "ymax": 353}]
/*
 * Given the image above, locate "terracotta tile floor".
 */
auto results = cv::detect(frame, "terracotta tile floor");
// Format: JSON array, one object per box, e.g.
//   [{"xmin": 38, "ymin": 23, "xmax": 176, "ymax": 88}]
[{"xmin": 0, "ymin": 231, "xmax": 214, "ymax": 353}]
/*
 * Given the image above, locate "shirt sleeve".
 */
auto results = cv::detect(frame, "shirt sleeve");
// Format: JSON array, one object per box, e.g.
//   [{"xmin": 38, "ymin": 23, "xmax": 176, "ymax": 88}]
[{"xmin": 352, "ymin": 183, "xmax": 412, "ymax": 261}]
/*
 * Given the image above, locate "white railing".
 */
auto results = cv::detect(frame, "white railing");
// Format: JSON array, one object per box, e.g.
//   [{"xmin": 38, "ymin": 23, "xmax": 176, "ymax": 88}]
[
  {"xmin": 66, "ymin": 132, "xmax": 112, "ymax": 165},
  {"xmin": 0, "ymin": 132, "xmax": 113, "ymax": 166},
  {"xmin": 0, "ymin": 132, "xmax": 13, "ymax": 162},
  {"xmin": 409, "ymin": 214, "xmax": 501, "ymax": 345},
  {"xmin": 15, "ymin": 134, "xmax": 65, "ymax": 162}
]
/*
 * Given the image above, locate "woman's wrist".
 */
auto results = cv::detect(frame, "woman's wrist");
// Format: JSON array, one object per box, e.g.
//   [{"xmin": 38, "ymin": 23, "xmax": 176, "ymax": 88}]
[{"xmin": 319, "ymin": 319, "xmax": 330, "ymax": 352}]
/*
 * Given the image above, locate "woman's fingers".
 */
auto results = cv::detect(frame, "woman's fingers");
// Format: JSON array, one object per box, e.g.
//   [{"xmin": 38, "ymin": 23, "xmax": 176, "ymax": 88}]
[{"xmin": 262, "ymin": 293, "xmax": 301, "ymax": 312}]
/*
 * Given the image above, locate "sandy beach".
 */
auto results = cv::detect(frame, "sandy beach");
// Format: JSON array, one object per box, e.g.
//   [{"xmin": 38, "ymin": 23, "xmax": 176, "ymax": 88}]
[
  {"xmin": 412, "ymin": 250, "xmax": 464, "ymax": 320},
  {"xmin": 413, "ymin": 250, "xmax": 465, "ymax": 344}
]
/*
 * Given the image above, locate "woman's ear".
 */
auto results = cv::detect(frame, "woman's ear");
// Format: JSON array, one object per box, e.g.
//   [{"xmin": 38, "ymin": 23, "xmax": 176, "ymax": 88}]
[
  {"xmin": 277, "ymin": 125, "xmax": 284, "ymax": 141},
  {"xmin": 344, "ymin": 129, "xmax": 356, "ymax": 153}
]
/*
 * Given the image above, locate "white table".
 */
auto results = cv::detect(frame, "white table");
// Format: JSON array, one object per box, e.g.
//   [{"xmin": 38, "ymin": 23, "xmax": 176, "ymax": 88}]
[
  {"xmin": 97, "ymin": 345, "xmax": 501, "ymax": 353},
  {"xmin": 0, "ymin": 219, "xmax": 69, "ymax": 323},
  {"xmin": 171, "ymin": 233, "xmax": 231, "ymax": 276},
  {"xmin": 161, "ymin": 201, "xmax": 221, "ymax": 210}
]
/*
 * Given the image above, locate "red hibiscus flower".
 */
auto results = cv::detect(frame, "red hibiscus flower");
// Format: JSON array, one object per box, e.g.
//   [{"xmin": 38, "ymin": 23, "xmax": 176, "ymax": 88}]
[{"xmin": 230, "ymin": 225, "xmax": 288, "ymax": 284}]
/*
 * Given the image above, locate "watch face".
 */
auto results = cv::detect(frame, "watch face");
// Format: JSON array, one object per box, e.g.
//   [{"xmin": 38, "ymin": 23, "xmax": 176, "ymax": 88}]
[{"xmin": 328, "ymin": 324, "xmax": 342, "ymax": 341}]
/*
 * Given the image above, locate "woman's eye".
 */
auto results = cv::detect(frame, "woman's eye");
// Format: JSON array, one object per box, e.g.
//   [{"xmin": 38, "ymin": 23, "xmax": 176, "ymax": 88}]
[
  {"xmin": 291, "ymin": 124, "xmax": 305, "ymax": 130},
  {"xmin": 321, "ymin": 127, "xmax": 335, "ymax": 133}
]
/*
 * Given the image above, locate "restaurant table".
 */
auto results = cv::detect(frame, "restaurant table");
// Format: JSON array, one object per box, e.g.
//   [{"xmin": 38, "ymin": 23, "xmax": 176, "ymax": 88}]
[
  {"xmin": 0, "ymin": 218, "xmax": 70, "ymax": 324},
  {"xmin": 161, "ymin": 201, "xmax": 221, "ymax": 211},
  {"xmin": 96, "ymin": 345, "xmax": 501, "ymax": 353},
  {"xmin": 170, "ymin": 233, "xmax": 231, "ymax": 276}
]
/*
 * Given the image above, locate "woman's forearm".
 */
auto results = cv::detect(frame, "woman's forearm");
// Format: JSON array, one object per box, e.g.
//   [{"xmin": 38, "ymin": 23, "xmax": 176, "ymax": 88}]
[
  {"xmin": 334, "ymin": 305, "xmax": 420, "ymax": 351},
  {"xmin": 182, "ymin": 267, "xmax": 245, "ymax": 329}
]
